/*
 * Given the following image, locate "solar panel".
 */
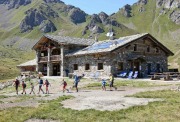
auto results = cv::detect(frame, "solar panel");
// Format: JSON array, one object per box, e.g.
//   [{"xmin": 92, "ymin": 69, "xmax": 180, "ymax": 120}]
[{"xmin": 83, "ymin": 42, "xmax": 113, "ymax": 51}]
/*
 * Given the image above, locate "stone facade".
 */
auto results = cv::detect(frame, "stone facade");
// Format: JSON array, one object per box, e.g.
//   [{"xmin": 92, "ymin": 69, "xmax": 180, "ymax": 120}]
[{"xmin": 32, "ymin": 33, "xmax": 173, "ymax": 78}]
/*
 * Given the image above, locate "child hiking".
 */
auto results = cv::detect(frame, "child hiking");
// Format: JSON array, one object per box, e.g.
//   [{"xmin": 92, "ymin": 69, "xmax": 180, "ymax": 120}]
[
  {"xmin": 101, "ymin": 79, "xmax": 106, "ymax": 91},
  {"xmin": 44, "ymin": 79, "xmax": 50, "ymax": 94},
  {"xmin": 37, "ymin": 77, "xmax": 44, "ymax": 94},
  {"xmin": 109, "ymin": 74, "xmax": 117, "ymax": 91},
  {"xmin": 60, "ymin": 79, "xmax": 69, "ymax": 93},
  {"xmin": 13, "ymin": 78, "xmax": 20, "ymax": 95},
  {"xmin": 73, "ymin": 75, "xmax": 79, "ymax": 92},
  {"xmin": 29, "ymin": 83, "xmax": 35, "ymax": 94},
  {"xmin": 21, "ymin": 81, "xmax": 27, "ymax": 94}
]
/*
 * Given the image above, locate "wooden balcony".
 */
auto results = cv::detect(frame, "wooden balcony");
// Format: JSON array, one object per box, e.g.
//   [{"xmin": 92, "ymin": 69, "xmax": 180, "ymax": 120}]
[
  {"xmin": 39, "ymin": 56, "xmax": 48, "ymax": 63},
  {"xmin": 39, "ymin": 55, "xmax": 60, "ymax": 63},
  {"xmin": 51, "ymin": 55, "xmax": 61, "ymax": 61}
]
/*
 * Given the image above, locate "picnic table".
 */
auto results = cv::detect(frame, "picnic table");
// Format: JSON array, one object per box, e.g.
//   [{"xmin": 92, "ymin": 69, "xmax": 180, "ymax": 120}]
[{"xmin": 149, "ymin": 72, "xmax": 180, "ymax": 81}]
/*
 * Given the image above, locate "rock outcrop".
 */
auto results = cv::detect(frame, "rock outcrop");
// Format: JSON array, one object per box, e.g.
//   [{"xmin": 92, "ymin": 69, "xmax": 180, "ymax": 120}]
[
  {"xmin": 39, "ymin": 20, "xmax": 57, "ymax": 33},
  {"xmin": 20, "ymin": 8, "xmax": 57, "ymax": 33},
  {"xmin": 156, "ymin": 0, "xmax": 180, "ymax": 9},
  {"xmin": 98, "ymin": 12, "xmax": 109, "ymax": 24},
  {"xmin": 136, "ymin": 0, "xmax": 148, "ymax": 5},
  {"xmin": 43, "ymin": 0, "xmax": 64, "ymax": 4},
  {"xmin": 170, "ymin": 10, "xmax": 180, "ymax": 24},
  {"xmin": 120, "ymin": 4, "xmax": 132, "ymax": 17},
  {"xmin": 0, "ymin": 0, "xmax": 32, "ymax": 9},
  {"xmin": 68, "ymin": 8, "xmax": 87, "ymax": 24},
  {"xmin": 20, "ymin": 9, "xmax": 46, "ymax": 32}
]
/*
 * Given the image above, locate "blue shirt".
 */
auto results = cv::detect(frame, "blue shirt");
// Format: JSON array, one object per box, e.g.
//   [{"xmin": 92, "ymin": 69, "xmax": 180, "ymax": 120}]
[
  {"xmin": 74, "ymin": 75, "xmax": 79, "ymax": 84},
  {"xmin": 102, "ymin": 79, "xmax": 106, "ymax": 86}
]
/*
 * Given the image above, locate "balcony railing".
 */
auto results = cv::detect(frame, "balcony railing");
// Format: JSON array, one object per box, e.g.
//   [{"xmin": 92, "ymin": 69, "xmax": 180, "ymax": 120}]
[
  {"xmin": 51, "ymin": 55, "xmax": 61, "ymax": 61},
  {"xmin": 39, "ymin": 56, "xmax": 48, "ymax": 62},
  {"xmin": 39, "ymin": 55, "xmax": 60, "ymax": 63}
]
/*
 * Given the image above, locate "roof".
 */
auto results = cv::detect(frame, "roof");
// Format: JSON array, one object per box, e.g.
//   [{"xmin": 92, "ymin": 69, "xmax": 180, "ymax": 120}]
[
  {"xmin": 17, "ymin": 59, "xmax": 36, "ymax": 67},
  {"xmin": 66, "ymin": 33, "xmax": 174, "ymax": 56},
  {"xmin": 32, "ymin": 35, "xmax": 95, "ymax": 49}
]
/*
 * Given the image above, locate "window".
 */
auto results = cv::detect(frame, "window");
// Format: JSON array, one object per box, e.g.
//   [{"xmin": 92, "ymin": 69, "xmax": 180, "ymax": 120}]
[
  {"xmin": 147, "ymin": 45, "xmax": 150, "ymax": 52},
  {"xmin": 85, "ymin": 64, "xmax": 90, "ymax": 70},
  {"xmin": 155, "ymin": 48, "xmax": 159, "ymax": 53},
  {"xmin": 133, "ymin": 44, "xmax": 137, "ymax": 51},
  {"xmin": 98, "ymin": 63, "xmax": 103, "ymax": 70},
  {"xmin": 74, "ymin": 64, "xmax": 78, "ymax": 70}
]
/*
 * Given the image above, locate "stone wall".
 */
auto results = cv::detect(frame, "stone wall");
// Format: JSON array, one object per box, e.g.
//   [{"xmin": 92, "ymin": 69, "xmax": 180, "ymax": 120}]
[
  {"xmin": 66, "ymin": 38, "xmax": 169, "ymax": 78},
  {"xmin": 67, "ymin": 54, "xmax": 112, "ymax": 78}
]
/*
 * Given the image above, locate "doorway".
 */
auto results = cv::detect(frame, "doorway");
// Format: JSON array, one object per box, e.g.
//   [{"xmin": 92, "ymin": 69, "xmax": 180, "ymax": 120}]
[
  {"xmin": 147, "ymin": 63, "xmax": 151, "ymax": 75},
  {"xmin": 53, "ymin": 64, "xmax": 60, "ymax": 76},
  {"xmin": 131, "ymin": 61, "xmax": 140, "ymax": 72}
]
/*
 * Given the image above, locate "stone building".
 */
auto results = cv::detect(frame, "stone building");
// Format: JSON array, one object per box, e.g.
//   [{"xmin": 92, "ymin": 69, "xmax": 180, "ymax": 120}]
[{"xmin": 28, "ymin": 33, "xmax": 173, "ymax": 78}]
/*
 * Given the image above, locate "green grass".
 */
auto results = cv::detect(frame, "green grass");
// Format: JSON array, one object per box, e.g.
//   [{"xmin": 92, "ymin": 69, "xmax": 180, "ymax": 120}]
[
  {"xmin": 1, "ymin": 90, "xmax": 180, "ymax": 121},
  {"xmin": 83, "ymin": 80, "xmax": 168, "ymax": 89},
  {"xmin": 0, "ymin": 95, "xmax": 8, "ymax": 99}
]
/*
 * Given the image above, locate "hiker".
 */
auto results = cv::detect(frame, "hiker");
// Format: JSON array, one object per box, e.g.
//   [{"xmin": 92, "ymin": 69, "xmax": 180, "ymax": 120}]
[
  {"xmin": 73, "ymin": 75, "xmax": 79, "ymax": 92},
  {"xmin": 29, "ymin": 83, "xmax": 35, "ymax": 94},
  {"xmin": 37, "ymin": 77, "xmax": 44, "ymax": 94},
  {"xmin": 44, "ymin": 79, "xmax": 50, "ymax": 94},
  {"xmin": 109, "ymin": 74, "xmax": 116, "ymax": 91},
  {"xmin": 60, "ymin": 79, "xmax": 69, "ymax": 93},
  {"xmin": 21, "ymin": 81, "xmax": 27, "ymax": 94},
  {"xmin": 101, "ymin": 78, "xmax": 106, "ymax": 91},
  {"xmin": 13, "ymin": 78, "xmax": 20, "ymax": 95}
]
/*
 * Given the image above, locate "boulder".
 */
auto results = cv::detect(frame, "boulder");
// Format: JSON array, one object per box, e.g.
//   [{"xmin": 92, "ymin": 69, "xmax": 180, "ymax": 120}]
[
  {"xmin": 69, "ymin": 8, "xmax": 87, "ymax": 24},
  {"xmin": 39, "ymin": 20, "xmax": 57, "ymax": 33},
  {"xmin": 170, "ymin": 10, "xmax": 180, "ymax": 24}
]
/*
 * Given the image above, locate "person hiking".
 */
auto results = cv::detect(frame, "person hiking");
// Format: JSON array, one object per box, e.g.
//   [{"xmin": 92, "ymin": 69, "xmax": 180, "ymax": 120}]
[
  {"xmin": 29, "ymin": 83, "xmax": 35, "ymax": 94},
  {"xmin": 13, "ymin": 78, "xmax": 20, "ymax": 95},
  {"xmin": 21, "ymin": 81, "xmax": 27, "ymax": 94},
  {"xmin": 37, "ymin": 77, "xmax": 44, "ymax": 94},
  {"xmin": 101, "ymin": 78, "xmax": 106, "ymax": 91},
  {"xmin": 109, "ymin": 74, "xmax": 117, "ymax": 91},
  {"xmin": 73, "ymin": 75, "xmax": 79, "ymax": 92},
  {"xmin": 60, "ymin": 79, "xmax": 69, "ymax": 93},
  {"xmin": 44, "ymin": 79, "xmax": 50, "ymax": 94}
]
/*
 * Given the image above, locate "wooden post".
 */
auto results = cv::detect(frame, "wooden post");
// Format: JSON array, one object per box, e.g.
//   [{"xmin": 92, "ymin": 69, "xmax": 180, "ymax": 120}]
[
  {"xmin": 47, "ymin": 43, "xmax": 51, "ymax": 76},
  {"xmin": 36, "ymin": 50, "xmax": 40, "ymax": 72},
  {"xmin": 60, "ymin": 44, "xmax": 64, "ymax": 77}
]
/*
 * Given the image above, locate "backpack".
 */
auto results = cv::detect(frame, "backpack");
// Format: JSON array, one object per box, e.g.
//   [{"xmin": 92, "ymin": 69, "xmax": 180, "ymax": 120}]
[
  {"xmin": 15, "ymin": 80, "xmax": 19, "ymax": 85},
  {"xmin": 64, "ymin": 81, "xmax": 67, "ymax": 86},
  {"xmin": 46, "ymin": 80, "xmax": 49, "ymax": 85},
  {"xmin": 23, "ymin": 83, "xmax": 26, "ymax": 88},
  {"xmin": 40, "ymin": 79, "xmax": 43, "ymax": 84}
]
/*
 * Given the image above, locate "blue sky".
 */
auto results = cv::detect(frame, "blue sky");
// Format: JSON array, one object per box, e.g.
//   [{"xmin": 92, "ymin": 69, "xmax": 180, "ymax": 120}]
[{"xmin": 62, "ymin": 0, "xmax": 138, "ymax": 15}]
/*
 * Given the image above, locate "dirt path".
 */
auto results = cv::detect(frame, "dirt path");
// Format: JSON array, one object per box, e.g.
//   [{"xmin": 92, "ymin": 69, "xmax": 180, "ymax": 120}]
[
  {"xmin": 0, "ymin": 78, "xmax": 178, "ymax": 111},
  {"xmin": 61, "ymin": 86, "xmax": 172, "ymax": 111}
]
